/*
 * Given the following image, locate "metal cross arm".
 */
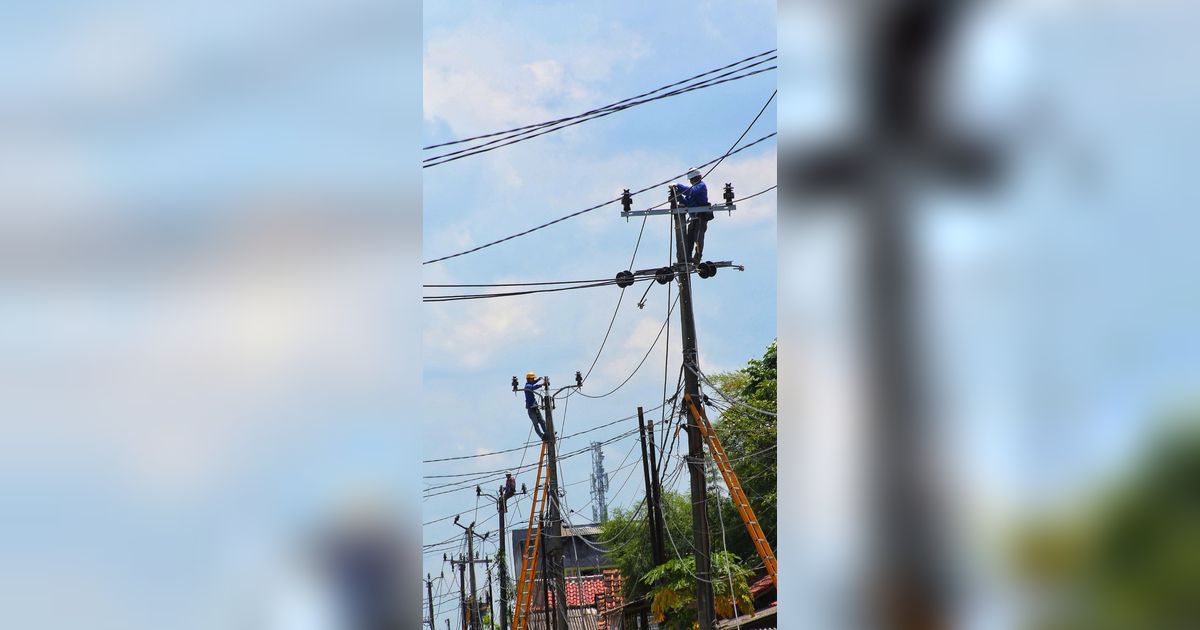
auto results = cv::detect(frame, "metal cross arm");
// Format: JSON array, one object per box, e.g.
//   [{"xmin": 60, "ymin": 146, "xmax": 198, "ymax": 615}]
[
  {"xmin": 619, "ymin": 182, "xmax": 739, "ymax": 220},
  {"xmin": 620, "ymin": 203, "xmax": 736, "ymax": 218}
]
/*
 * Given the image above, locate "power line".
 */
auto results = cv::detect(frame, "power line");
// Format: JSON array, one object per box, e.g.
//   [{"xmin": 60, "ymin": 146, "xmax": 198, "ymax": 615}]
[
  {"xmin": 577, "ymin": 293, "xmax": 680, "ymax": 399},
  {"xmin": 423, "ymin": 63, "xmax": 776, "ymax": 167},
  {"xmin": 733, "ymin": 184, "xmax": 776, "ymax": 203},
  {"xmin": 421, "ymin": 132, "xmax": 776, "ymax": 265},
  {"xmin": 703, "ymin": 90, "xmax": 776, "ymax": 179},
  {"xmin": 424, "ymin": 276, "xmax": 649, "ymax": 302},
  {"xmin": 422, "ymin": 400, "xmax": 669, "ymax": 467},
  {"xmin": 422, "ymin": 428, "xmax": 642, "ymax": 498},
  {"xmin": 581, "ymin": 213, "xmax": 649, "ymax": 384},
  {"xmin": 685, "ymin": 362, "xmax": 777, "ymax": 417},
  {"xmin": 423, "ymin": 49, "xmax": 777, "ymax": 151},
  {"xmin": 423, "ymin": 277, "xmax": 629, "ymax": 288}
]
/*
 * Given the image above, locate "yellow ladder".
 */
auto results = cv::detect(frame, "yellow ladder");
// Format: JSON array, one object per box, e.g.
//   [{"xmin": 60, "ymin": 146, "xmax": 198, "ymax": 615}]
[
  {"xmin": 685, "ymin": 393, "xmax": 778, "ymax": 587},
  {"xmin": 512, "ymin": 442, "xmax": 549, "ymax": 630}
]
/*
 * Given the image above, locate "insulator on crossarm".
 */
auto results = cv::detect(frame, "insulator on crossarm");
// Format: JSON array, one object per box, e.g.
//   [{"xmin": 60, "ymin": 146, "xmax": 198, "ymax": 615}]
[
  {"xmin": 620, "ymin": 189, "xmax": 632, "ymax": 214},
  {"xmin": 724, "ymin": 183, "xmax": 734, "ymax": 205}
]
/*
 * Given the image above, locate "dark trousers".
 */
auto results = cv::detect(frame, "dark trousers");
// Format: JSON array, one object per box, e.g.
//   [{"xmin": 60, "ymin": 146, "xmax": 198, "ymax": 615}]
[
  {"xmin": 685, "ymin": 216, "xmax": 709, "ymax": 262},
  {"xmin": 527, "ymin": 406, "xmax": 546, "ymax": 439}
]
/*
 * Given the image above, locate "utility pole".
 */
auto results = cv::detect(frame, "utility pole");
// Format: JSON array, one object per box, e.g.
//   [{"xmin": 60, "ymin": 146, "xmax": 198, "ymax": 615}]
[
  {"xmin": 646, "ymin": 411, "xmax": 666, "ymax": 566},
  {"xmin": 791, "ymin": 3, "xmax": 998, "ymax": 627},
  {"xmin": 541, "ymin": 378, "xmax": 572, "ymax": 630},
  {"xmin": 637, "ymin": 407, "xmax": 665, "ymax": 566},
  {"xmin": 589, "ymin": 441, "xmax": 610, "ymax": 523},
  {"xmin": 671, "ymin": 192, "xmax": 716, "ymax": 630},
  {"xmin": 426, "ymin": 573, "xmax": 440, "ymax": 630},
  {"xmin": 498, "ymin": 497, "xmax": 509, "ymax": 630},
  {"xmin": 617, "ymin": 185, "xmax": 743, "ymax": 629},
  {"xmin": 486, "ymin": 562, "xmax": 496, "ymax": 628},
  {"xmin": 454, "ymin": 517, "xmax": 490, "ymax": 630},
  {"xmin": 481, "ymin": 481, "xmax": 524, "ymax": 630},
  {"xmin": 510, "ymin": 372, "xmax": 580, "ymax": 630},
  {"xmin": 539, "ymin": 517, "xmax": 554, "ymax": 630},
  {"xmin": 457, "ymin": 556, "xmax": 468, "ymax": 630}
]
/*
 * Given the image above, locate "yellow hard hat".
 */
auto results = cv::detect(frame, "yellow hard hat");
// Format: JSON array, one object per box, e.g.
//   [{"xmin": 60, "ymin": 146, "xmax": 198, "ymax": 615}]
[{"xmin": 526, "ymin": 372, "xmax": 537, "ymax": 379}]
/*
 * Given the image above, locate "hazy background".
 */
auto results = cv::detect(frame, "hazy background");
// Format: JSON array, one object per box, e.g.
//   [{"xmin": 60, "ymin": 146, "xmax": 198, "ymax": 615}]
[
  {"xmin": 0, "ymin": 1, "xmax": 421, "ymax": 628},
  {"xmin": 778, "ymin": 1, "xmax": 1200, "ymax": 628}
]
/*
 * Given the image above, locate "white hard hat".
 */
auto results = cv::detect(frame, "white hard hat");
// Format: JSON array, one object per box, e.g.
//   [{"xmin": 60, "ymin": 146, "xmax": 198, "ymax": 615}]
[{"xmin": 686, "ymin": 168, "xmax": 702, "ymax": 180}]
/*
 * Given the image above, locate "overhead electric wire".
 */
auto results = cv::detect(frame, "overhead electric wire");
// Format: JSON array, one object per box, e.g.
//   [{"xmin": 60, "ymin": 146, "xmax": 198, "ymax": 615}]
[
  {"xmin": 422, "ymin": 132, "xmax": 776, "ymax": 265},
  {"xmin": 580, "ymin": 213, "xmax": 649, "ymax": 384},
  {"xmin": 423, "ymin": 49, "xmax": 776, "ymax": 151},
  {"xmin": 423, "ymin": 63, "xmax": 777, "ymax": 167},
  {"xmin": 703, "ymin": 90, "xmax": 776, "ymax": 179},
  {"xmin": 577, "ymin": 293, "xmax": 680, "ymax": 399},
  {"xmin": 424, "ymin": 276, "xmax": 650, "ymax": 302},
  {"xmin": 733, "ymin": 184, "xmax": 777, "ymax": 203},
  {"xmin": 685, "ymin": 362, "xmax": 777, "ymax": 417},
  {"xmin": 422, "ymin": 428, "xmax": 642, "ymax": 498},
  {"xmin": 422, "ymin": 401, "xmax": 668, "ymax": 469},
  {"xmin": 423, "ymin": 277, "xmax": 631, "ymax": 288}
]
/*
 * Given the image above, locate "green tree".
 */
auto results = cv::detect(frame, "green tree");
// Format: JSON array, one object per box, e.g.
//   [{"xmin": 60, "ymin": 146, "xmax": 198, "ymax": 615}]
[
  {"xmin": 601, "ymin": 491, "xmax": 695, "ymax": 604},
  {"xmin": 1013, "ymin": 417, "xmax": 1200, "ymax": 630},
  {"xmin": 708, "ymin": 340, "xmax": 777, "ymax": 565},
  {"xmin": 601, "ymin": 341, "xmax": 777, "ymax": 623},
  {"xmin": 641, "ymin": 551, "xmax": 755, "ymax": 629}
]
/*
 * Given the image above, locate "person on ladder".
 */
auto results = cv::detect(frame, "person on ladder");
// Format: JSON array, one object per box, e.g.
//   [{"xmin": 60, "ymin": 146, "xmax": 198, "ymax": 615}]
[
  {"xmin": 522, "ymin": 372, "xmax": 548, "ymax": 440},
  {"xmin": 671, "ymin": 168, "xmax": 712, "ymax": 263}
]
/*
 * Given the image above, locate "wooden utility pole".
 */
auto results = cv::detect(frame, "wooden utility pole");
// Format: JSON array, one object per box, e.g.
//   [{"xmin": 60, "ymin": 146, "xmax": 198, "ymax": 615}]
[
  {"xmin": 457, "ymin": 556, "xmax": 468, "ymax": 630},
  {"xmin": 426, "ymin": 573, "xmax": 438, "ymax": 630},
  {"xmin": 647, "ymin": 412, "xmax": 666, "ymax": 564},
  {"xmin": 671, "ymin": 198, "xmax": 716, "ymax": 630},
  {"xmin": 792, "ymin": 2, "xmax": 997, "ymax": 627},
  {"xmin": 540, "ymin": 381, "xmax": 570, "ymax": 630},
  {"xmin": 637, "ymin": 407, "xmax": 666, "ymax": 565}
]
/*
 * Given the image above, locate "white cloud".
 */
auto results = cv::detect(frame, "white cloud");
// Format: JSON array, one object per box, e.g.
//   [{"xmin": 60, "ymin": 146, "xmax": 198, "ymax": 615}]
[
  {"xmin": 424, "ymin": 291, "xmax": 542, "ymax": 371},
  {"xmin": 423, "ymin": 20, "xmax": 648, "ymax": 137}
]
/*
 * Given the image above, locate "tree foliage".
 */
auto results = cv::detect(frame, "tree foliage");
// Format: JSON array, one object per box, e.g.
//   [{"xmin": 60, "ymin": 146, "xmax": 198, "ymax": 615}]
[
  {"xmin": 601, "ymin": 491, "xmax": 695, "ymax": 603},
  {"xmin": 1013, "ymin": 417, "xmax": 1200, "ymax": 630},
  {"xmin": 708, "ymin": 340, "xmax": 777, "ymax": 564},
  {"xmin": 641, "ymin": 551, "xmax": 755, "ymax": 630},
  {"xmin": 600, "ymin": 341, "xmax": 777, "ymax": 625}
]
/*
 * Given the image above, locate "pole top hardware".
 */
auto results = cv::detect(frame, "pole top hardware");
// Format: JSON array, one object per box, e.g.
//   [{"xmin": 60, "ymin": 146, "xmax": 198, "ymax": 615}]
[{"xmin": 620, "ymin": 183, "xmax": 737, "ymax": 218}]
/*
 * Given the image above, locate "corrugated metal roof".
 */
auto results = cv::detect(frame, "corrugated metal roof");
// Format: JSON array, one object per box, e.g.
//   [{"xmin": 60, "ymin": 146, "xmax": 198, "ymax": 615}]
[{"xmin": 524, "ymin": 607, "xmax": 600, "ymax": 630}]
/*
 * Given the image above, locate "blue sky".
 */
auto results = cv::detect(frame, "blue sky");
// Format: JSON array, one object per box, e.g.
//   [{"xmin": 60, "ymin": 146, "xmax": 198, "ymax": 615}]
[{"xmin": 419, "ymin": 0, "xmax": 777, "ymax": 615}]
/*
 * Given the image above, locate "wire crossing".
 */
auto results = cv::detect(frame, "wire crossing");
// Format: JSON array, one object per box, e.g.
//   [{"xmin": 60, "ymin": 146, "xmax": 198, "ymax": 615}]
[{"xmin": 422, "ymin": 132, "xmax": 775, "ymax": 265}]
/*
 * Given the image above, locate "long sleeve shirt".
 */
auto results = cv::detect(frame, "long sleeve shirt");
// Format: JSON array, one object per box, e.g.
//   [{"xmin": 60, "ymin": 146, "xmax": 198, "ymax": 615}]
[
  {"xmin": 523, "ymin": 381, "xmax": 542, "ymax": 408},
  {"xmin": 674, "ymin": 181, "xmax": 709, "ymax": 207}
]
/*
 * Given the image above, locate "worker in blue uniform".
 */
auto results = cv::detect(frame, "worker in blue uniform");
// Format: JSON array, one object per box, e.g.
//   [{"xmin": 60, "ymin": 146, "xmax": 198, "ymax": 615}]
[
  {"xmin": 523, "ymin": 372, "xmax": 548, "ymax": 440},
  {"xmin": 671, "ymin": 168, "xmax": 712, "ymax": 263}
]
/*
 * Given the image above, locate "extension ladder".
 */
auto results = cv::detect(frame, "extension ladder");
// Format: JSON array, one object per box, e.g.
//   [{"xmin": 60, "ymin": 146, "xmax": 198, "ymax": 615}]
[
  {"xmin": 512, "ymin": 442, "xmax": 549, "ymax": 630},
  {"xmin": 685, "ymin": 393, "xmax": 778, "ymax": 587}
]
